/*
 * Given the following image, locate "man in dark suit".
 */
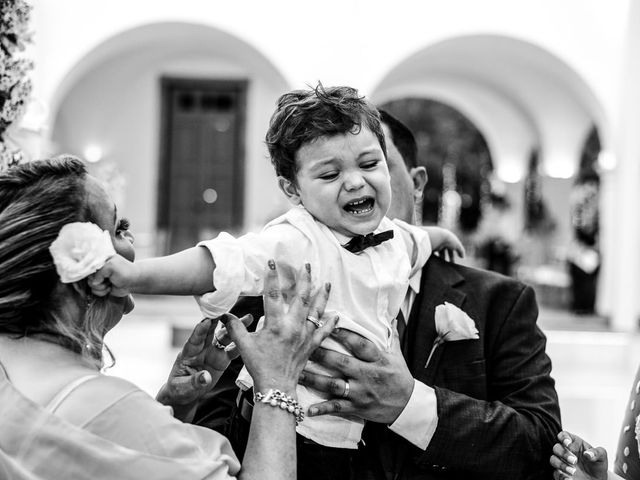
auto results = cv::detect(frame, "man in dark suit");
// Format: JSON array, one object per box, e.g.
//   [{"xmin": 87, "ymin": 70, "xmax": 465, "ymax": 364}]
[
  {"xmin": 292, "ymin": 110, "xmax": 560, "ymax": 479},
  {"xmin": 168, "ymin": 110, "xmax": 561, "ymax": 479}
]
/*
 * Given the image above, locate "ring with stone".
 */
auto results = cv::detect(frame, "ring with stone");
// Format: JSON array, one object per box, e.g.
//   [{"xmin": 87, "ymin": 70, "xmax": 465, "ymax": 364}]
[
  {"xmin": 342, "ymin": 380, "xmax": 350, "ymax": 399},
  {"xmin": 214, "ymin": 335, "xmax": 226, "ymax": 350},
  {"xmin": 306, "ymin": 315, "xmax": 323, "ymax": 328}
]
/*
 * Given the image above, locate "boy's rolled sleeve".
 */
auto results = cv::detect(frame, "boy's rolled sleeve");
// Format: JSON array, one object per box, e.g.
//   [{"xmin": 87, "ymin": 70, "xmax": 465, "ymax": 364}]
[
  {"xmin": 196, "ymin": 233, "xmax": 248, "ymax": 318},
  {"xmin": 391, "ymin": 218, "xmax": 432, "ymax": 276}
]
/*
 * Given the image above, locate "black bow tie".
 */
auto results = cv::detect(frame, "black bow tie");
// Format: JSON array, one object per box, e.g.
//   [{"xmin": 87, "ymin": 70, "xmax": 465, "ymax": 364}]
[{"xmin": 342, "ymin": 230, "xmax": 394, "ymax": 254}]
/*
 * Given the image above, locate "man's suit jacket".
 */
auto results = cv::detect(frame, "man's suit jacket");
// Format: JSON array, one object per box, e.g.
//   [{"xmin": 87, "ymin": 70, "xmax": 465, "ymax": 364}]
[
  {"xmin": 193, "ymin": 256, "xmax": 561, "ymax": 479},
  {"xmin": 356, "ymin": 256, "xmax": 560, "ymax": 480}
]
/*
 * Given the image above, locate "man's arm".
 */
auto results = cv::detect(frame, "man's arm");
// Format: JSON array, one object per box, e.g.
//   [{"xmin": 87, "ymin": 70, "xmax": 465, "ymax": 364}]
[
  {"xmin": 303, "ymin": 284, "xmax": 560, "ymax": 479},
  {"xmin": 422, "ymin": 284, "xmax": 560, "ymax": 478}
]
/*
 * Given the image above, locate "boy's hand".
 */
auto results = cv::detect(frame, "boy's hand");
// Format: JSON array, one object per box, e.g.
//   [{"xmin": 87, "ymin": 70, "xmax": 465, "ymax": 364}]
[
  {"xmin": 428, "ymin": 226, "xmax": 465, "ymax": 261},
  {"xmin": 88, "ymin": 254, "xmax": 138, "ymax": 297}
]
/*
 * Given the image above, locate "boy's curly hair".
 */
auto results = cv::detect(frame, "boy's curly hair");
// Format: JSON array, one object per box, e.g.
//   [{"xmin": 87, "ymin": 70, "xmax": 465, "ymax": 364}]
[{"xmin": 265, "ymin": 83, "xmax": 386, "ymax": 183}]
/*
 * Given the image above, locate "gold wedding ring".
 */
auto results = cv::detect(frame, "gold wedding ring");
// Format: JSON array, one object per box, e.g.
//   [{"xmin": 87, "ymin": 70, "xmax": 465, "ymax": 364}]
[{"xmin": 342, "ymin": 380, "xmax": 350, "ymax": 399}]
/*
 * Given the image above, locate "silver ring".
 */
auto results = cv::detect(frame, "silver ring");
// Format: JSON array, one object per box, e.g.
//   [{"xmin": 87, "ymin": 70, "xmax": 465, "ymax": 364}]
[
  {"xmin": 214, "ymin": 335, "xmax": 226, "ymax": 350},
  {"xmin": 306, "ymin": 315, "xmax": 323, "ymax": 328},
  {"xmin": 342, "ymin": 380, "xmax": 350, "ymax": 399}
]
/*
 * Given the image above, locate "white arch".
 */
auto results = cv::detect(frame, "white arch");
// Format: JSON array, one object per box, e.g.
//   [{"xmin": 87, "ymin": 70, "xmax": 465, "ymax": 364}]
[
  {"xmin": 48, "ymin": 22, "xmax": 291, "ymax": 257},
  {"xmin": 373, "ymin": 75, "xmax": 539, "ymax": 183},
  {"xmin": 372, "ymin": 34, "xmax": 609, "ymax": 180},
  {"xmin": 48, "ymin": 21, "xmax": 291, "ymax": 123}
]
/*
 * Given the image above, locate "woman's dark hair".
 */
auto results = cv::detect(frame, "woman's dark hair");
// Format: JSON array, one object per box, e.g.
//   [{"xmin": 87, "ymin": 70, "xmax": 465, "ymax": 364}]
[
  {"xmin": 265, "ymin": 83, "xmax": 386, "ymax": 183},
  {"xmin": 0, "ymin": 156, "xmax": 112, "ymax": 364}
]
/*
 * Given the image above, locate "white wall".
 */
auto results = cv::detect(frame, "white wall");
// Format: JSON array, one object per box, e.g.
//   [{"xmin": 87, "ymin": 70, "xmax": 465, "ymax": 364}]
[{"xmin": 50, "ymin": 30, "xmax": 289, "ymax": 257}]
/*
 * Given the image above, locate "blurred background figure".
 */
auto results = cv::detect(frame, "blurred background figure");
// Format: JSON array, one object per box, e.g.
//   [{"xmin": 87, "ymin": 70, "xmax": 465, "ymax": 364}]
[
  {"xmin": 475, "ymin": 190, "xmax": 520, "ymax": 277},
  {"xmin": 567, "ymin": 172, "xmax": 600, "ymax": 315}
]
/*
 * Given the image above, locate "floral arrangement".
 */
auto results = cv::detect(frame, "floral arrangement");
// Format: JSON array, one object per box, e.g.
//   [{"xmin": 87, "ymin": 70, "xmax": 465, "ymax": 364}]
[
  {"xmin": 49, "ymin": 222, "xmax": 116, "ymax": 283},
  {"xmin": 0, "ymin": 0, "xmax": 33, "ymax": 170},
  {"xmin": 425, "ymin": 302, "xmax": 479, "ymax": 368}
]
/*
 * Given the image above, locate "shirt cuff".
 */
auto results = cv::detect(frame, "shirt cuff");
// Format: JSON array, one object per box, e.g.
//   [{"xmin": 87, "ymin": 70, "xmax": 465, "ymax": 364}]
[{"xmin": 388, "ymin": 380, "xmax": 438, "ymax": 450}]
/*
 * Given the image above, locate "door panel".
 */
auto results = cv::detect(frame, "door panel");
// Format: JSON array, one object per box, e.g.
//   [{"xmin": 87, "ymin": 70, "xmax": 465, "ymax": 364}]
[{"xmin": 158, "ymin": 79, "xmax": 246, "ymax": 253}]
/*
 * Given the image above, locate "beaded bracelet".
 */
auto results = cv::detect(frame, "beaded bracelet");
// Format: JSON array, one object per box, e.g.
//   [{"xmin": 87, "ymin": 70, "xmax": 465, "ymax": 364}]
[{"xmin": 253, "ymin": 388, "xmax": 304, "ymax": 425}]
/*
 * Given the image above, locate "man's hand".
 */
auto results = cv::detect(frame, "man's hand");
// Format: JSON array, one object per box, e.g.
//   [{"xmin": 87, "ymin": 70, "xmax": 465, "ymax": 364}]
[{"xmin": 299, "ymin": 327, "xmax": 414, "ymax": 424}]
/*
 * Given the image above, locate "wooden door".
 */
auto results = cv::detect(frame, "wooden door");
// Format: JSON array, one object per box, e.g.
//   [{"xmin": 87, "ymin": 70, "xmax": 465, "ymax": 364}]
[{"xmin": 158, "ymin": 78, "xmax": 246, "ymax": 253}]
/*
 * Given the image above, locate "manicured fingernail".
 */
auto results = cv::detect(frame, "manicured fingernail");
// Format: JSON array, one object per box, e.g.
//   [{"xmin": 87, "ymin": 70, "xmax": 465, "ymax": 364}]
[
  {"xmin": 584, "ymin": 450, "xmax": 595, "ymax": 460},
  {"xmin": 198, "ymin": 372, "xmax": 208, "ymax": 385},
  {"xmin": 567, "ymin": 454, "xmax": 577, "ymax": 465},
  {"xmin": 562, "ymin": 438, "xmax": 571, "ymax": 447},
  {"xmin": 325, "ymin": 282, "xmax": 331, "ymax": 292},
  {"xmin": 308, "ymin": 407, "xmax": 317, "ymax": 416},
  {"xmin": 565, "ymin": 466, "xmax": 576, "ymax": 475},
  {"xmin": 268, "ymin": 259, "xmax": 276, "ymax": 270},
  {"xmin": 305, "ymin": 262, "xmax": 311, "ymax": 274}
]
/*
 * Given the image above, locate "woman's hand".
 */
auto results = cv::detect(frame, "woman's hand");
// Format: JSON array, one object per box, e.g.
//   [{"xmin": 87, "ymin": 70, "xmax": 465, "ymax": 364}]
[
  {"xmin": 550, "ymin": 431, "xmax": 609, "ymax": 480},
  {"xmin": 156, "ymin": 315, "xmax": 253, "ymax": 421},
  {"xmin": 223, "ymin": 260, "xmax": 337, "ymax": 395}
]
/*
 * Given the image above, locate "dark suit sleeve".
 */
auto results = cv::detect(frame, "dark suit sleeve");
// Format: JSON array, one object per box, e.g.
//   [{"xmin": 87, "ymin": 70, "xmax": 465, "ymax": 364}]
[{"xmin": 419, "ymin": 285, "xmax": 560, "ymax": 479}]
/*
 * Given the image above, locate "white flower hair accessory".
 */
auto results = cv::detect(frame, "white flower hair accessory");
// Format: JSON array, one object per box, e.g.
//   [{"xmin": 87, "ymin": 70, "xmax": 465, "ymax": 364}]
[
  {"xmin": 49, "ymin": 222, "xmax": 116, "ymax": 283},
  {"xmin": 425, "ymin": 302, "xmax": 479, "ymax": 368}
]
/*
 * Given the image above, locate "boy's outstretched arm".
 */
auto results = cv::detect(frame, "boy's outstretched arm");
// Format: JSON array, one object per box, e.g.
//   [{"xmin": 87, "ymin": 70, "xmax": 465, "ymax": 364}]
[{"xmin": 89, "ymin": 246, "xmax": 215, "ymax": 297}]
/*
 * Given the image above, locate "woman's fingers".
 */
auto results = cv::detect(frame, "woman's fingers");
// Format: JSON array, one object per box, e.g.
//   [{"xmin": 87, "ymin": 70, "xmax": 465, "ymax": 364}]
[
  {"xmin": 213, "ymin": 314, "xmax": 254, "ymax": 350},
  {"xmin": 262, "ymin": 259, "xmax": 284, "ymax": 329},
  {"xmin": 551, "ymin": 443, "xmax": 577, "ymax": 467},
  {"xmin": 304, "ymin": 282, "xmax": 332, "ymax": 333},
  {"xmin": 311, "ymin": 314, "xmax": 339, "ymax": 347},
  {"xmin": 583, "ymin": 446, "xmax": 607, "ymax": 463},
  {"xmin": 549, "ymin": 454, "xmax": 576, "ymax": 475},
  {"xmin": 552, "ymin": 470, "xmax": 572, "ymax": 480},
  {"xmin": 557, "ymin": 431, "xmax": 574, "ymax": 447},
  {"xmin": 288, "ymin": 263, "xmax": 313, "ymax": 321},
  {"xmin": 222, "ymin": 312, "xmax": 252, "ymax": 354}
]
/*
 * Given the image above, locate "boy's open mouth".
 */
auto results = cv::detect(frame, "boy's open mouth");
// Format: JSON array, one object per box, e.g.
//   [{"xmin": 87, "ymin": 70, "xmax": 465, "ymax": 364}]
[{"xmin": 344, "ymin": 197, "xmax": 375, "ymax": 215}]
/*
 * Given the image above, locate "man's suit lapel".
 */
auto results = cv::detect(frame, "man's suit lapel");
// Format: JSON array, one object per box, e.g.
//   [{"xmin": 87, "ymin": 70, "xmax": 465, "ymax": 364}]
[
  {"xmin": 383, "ymin": 259, "xmax": 468, "ymax": 480},
  {"xmin": 406, "ymin": 258, "xmax": 466, "ymax": 384}
]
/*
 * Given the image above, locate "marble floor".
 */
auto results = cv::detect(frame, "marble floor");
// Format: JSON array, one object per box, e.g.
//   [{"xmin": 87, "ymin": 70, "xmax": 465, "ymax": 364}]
[{"xmin": 104, "ymin": 295, "xmax": 640, "ymax": 458}]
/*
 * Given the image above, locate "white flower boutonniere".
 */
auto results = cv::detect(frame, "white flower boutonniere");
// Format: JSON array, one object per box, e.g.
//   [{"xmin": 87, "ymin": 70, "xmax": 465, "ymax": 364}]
[
  {"xmin": 425, "ymin": 302, "xmax": 479, "ymax": 368},
  {"xmin": 49, "ymin": 222, "xmax": 116, "ymax": 283}
]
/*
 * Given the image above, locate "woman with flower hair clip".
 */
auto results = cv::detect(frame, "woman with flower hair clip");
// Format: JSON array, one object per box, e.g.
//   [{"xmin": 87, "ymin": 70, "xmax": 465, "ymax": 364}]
[{"xmin": 0, "ymin": 155, "xmax": 336, "ymax": 479}]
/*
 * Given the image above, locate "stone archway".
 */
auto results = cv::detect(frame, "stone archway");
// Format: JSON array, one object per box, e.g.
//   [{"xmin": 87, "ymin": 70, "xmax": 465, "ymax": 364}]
[
  {"xmin": 372, "ymin": 34, "xmax": 608, "ymax": 313},
  {"xmin": 47, "ymin": 22, "xmax": 290, "ymax": 257}
]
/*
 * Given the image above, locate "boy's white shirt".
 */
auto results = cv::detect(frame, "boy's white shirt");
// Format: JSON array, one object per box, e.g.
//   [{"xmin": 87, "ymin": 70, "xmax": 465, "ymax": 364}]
[
  {"xmin": 196, "ymin": 205, "xmax": 431, "ymax": 449},
  {"xmin": 390, "ymin": 270, "xmax": 439, "ymax": 450}
]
